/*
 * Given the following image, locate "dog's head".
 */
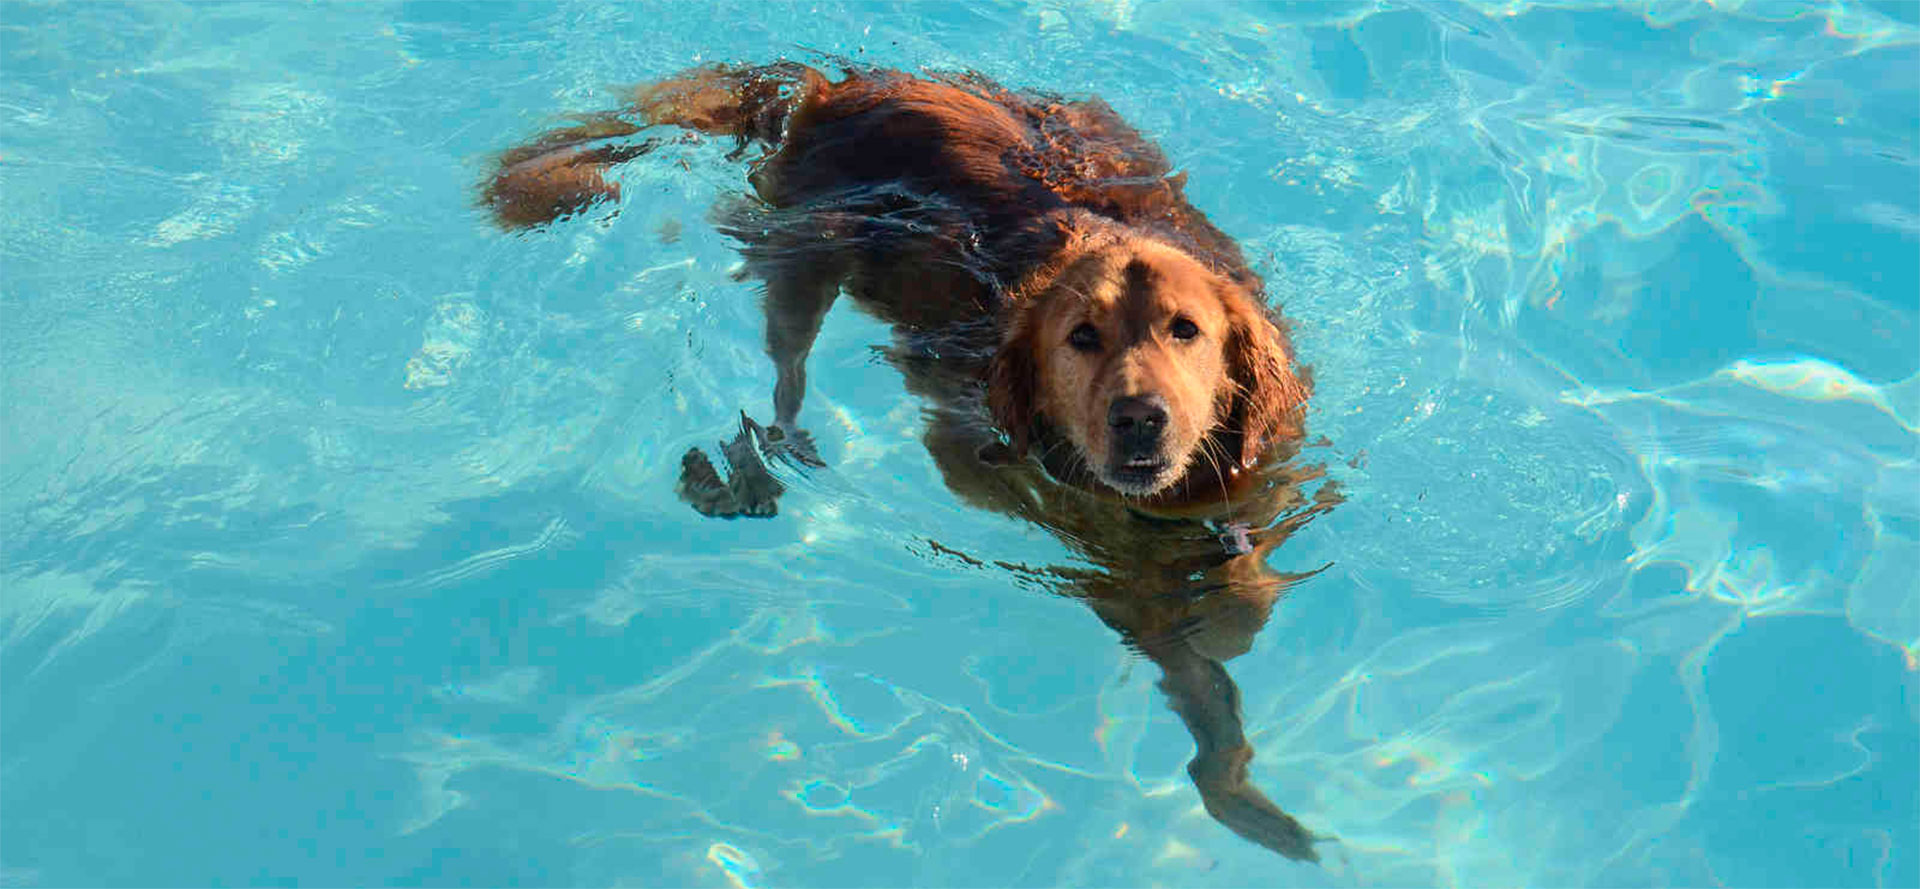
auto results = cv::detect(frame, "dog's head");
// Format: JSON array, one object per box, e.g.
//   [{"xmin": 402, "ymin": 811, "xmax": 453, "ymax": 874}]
[{"xmin": 989, "ymin": 233, "xmax": 1308, "ymax": 498}]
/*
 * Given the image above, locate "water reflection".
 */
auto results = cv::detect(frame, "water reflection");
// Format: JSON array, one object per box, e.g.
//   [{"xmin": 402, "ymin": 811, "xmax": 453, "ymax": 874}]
[{"xmin": 919, "ymin": 436, "xmax": 1342, "ymax": 861}]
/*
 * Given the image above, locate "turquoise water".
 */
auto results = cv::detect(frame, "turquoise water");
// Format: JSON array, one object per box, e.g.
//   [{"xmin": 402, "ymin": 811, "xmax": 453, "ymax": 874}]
[{"xmin": 3, "ymin": 1, "xmax": 1916, "ymax": 886}]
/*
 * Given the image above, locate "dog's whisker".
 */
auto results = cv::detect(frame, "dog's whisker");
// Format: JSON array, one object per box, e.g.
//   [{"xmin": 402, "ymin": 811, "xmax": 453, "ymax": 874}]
[{"xmin": 1199, "ymin": 436, "xmax": 1236, "ymax": 516}]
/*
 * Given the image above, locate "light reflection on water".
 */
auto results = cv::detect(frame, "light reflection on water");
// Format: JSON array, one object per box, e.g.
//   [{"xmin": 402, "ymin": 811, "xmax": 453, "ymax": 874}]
[{"xmin": 1, "ymin": 1, "xmax": 1914, "ymax": 887}]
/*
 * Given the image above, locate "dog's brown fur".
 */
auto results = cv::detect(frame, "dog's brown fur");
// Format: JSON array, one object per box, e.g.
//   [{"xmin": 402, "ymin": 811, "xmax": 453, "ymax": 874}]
[{"xmin": 483, "ymin": 62, "xmax": 1335, "ymax": 862}]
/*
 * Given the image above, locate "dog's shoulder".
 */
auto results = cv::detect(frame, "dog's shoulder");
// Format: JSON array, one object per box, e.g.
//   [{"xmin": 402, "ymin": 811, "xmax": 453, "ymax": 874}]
[
  {"xmin": 985, "ymin": 80, "xmax": 1260, "ymax": 289},
  {"xmin": 750, "ymin": 69, "xmax": 1256, "ymax": 288}
]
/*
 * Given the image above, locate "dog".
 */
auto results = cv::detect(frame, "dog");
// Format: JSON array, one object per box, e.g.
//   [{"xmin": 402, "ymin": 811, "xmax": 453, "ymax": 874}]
[{"xmin": 483, "ymin": 61, "xmax": 1338, "ymax": 863}]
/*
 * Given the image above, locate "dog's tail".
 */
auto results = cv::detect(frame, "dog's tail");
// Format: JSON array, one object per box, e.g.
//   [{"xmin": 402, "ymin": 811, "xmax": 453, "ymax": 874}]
[{"xmin": 480, "ymin": 62, "xmax": 827, "ymax": 229}]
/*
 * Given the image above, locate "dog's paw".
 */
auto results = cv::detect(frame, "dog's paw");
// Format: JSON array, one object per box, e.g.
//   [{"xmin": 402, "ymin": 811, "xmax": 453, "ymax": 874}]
[
  {"xmin": 677, "ymin": 447, "xmax": 748, "ymax": 517},
  {"xmin": 1187, "ymin": 747, "xmax": 1322, "ymax": 863},
  {"xmin": 675, "ymin": 421, "xmax": 785, "ymax": 519},
  {"xmin": 761, "ymin": 422, "xmax": 826, "ymax": 469},
  {"xmin": 720, "ymin": 421, "xmax": 783, "ymax": 517}
]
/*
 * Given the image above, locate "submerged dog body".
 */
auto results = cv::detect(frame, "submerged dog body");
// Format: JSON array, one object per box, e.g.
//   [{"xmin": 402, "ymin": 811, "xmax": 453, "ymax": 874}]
[{"xmin": 486, "ymin": 62, "xmax": 1335, "ymax": 862}]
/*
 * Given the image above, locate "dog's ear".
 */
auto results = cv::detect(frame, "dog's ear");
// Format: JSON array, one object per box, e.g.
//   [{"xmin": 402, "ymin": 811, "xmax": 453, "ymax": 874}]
[
  {"xmin": 1224, "ymin": 286, "xmax": 1309, "ymax": 467},
  {"xmin": 986, "ymin": 314, "xmax": 1039, "ymax": 456}
]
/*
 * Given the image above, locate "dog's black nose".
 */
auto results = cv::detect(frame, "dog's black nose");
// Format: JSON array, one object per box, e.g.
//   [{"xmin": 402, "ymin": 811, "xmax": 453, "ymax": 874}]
[{"xmin": 1108, "ymin": 395, "xmax": 1168, "ymax": 440}]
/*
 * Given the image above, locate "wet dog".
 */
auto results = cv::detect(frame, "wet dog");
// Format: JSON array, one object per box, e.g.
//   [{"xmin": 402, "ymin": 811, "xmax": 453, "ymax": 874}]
[{"xmin": 484, "ymin": 61, "xmax": 1337, "ymax": 862}]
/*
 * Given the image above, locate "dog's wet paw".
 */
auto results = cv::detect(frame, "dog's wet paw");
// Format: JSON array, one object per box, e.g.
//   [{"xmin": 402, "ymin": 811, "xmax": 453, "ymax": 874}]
[
  {"xmin": 675, "ymin": 418, "xmax": 786, "ymax": 519},
  {"xmin": 720, "ymin": 421, "xmax": 784, "ymax": 516},
  {"xmin": 762, "ymin": 422, "xmax": 825, "ymax": 468},
  {"xmin": 676, "ymin": 447, "xmax": 739, "ymax": 517},
  {"xmin": 1187, "ymin": 747, "xmax": 1322, "ymax": 863}
]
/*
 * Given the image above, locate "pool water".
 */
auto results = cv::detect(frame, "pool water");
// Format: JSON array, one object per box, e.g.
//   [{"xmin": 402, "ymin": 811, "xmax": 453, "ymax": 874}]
[{"xmin": 3, "ymin": 2, "xmax": 1915, "ymax": 886}]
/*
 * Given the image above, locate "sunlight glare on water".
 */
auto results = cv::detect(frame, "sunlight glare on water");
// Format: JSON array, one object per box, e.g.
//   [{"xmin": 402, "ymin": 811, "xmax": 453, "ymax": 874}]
[{"xmin": 2, "ymin": 1, "xmax": 1915, "ymax": 887}]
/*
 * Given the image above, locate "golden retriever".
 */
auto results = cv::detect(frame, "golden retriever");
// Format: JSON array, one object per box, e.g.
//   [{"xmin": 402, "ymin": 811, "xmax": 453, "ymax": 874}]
[{"xmin": 483, "ymin": 61, "xmax": 1337, "ymax": 863}]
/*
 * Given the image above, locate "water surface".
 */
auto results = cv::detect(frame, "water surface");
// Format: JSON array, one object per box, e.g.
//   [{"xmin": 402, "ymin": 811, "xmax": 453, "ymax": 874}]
[{"xmin": 2, "ymin": 2, "xmax": 1915, "ymax": 886}]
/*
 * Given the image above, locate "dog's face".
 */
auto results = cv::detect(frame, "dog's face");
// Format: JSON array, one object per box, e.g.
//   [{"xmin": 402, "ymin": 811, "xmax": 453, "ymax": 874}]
[{"xmin": 990, "ymin": 238, "xmax": 1306, "ymax": 498}]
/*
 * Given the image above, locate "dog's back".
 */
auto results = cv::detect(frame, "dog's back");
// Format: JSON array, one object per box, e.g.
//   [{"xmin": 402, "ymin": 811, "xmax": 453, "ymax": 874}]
[{"xmin": 483, "ymin": 63, "xmax": 1255, "ymax": 292}]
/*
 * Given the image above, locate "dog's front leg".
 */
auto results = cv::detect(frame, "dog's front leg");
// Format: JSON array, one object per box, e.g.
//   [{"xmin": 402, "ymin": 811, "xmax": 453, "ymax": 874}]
[
  {"xmin": 676, "ymin": 266, "xmax": 839, "ymax": 518},
  {"xmin": 761, "ymin": 269, "xmax": 839, "ymax": 468},
  {"xmin": 1148, "ymin": 639, "xmax": 1324, "ymax": 862}
]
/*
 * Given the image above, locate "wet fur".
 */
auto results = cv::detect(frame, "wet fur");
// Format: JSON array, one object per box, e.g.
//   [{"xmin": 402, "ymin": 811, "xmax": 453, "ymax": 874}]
[{"xmin": 482, "ymin": 61, "xmax": 1333, "ymax": 862}]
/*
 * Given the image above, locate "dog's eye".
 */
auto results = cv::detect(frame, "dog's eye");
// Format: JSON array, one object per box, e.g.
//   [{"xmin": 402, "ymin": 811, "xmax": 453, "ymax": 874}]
[
  {"xmin": 1170, "ymin": 317, "xmax": 1200, "ymax": 340},
  {"xmin": 1067, "ymin": 323, "xmax": 1101, "ymax": 352}
]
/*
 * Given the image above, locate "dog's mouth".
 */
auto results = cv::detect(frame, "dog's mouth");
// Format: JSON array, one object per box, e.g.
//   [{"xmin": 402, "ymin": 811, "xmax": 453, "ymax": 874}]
[{"xmin": 1102, "ymin": 454, "xmax": 1176, "ymax": 496}]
